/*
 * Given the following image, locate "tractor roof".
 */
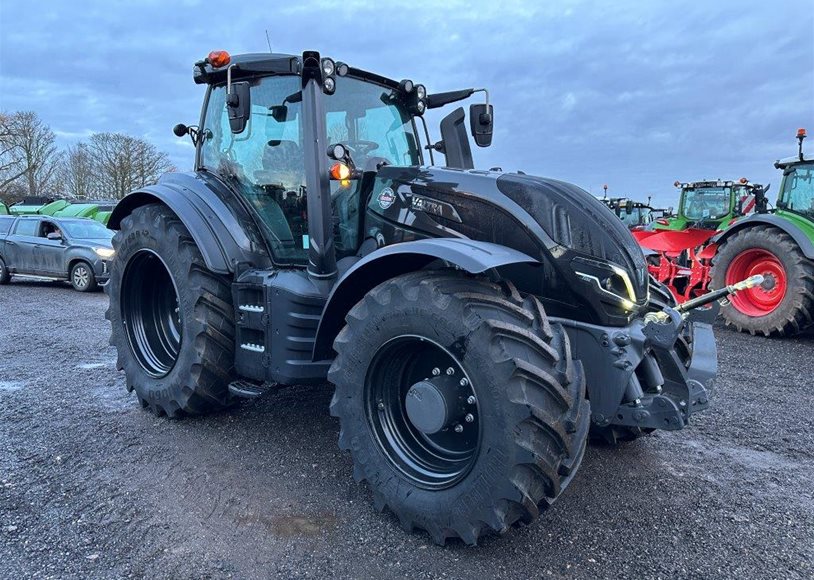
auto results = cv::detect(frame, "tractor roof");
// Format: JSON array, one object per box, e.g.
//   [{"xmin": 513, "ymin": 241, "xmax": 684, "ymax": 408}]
[
  {"xmin": 775, "ymin": 155, "xmax": 813, "ymax": 169},
  {"xmin": 679, "ymin": 180, "xmax": 759, "ymax": 189},
  {"xmin": 193, "ymin": 52, "xmax": 401, "ymax": 91}
]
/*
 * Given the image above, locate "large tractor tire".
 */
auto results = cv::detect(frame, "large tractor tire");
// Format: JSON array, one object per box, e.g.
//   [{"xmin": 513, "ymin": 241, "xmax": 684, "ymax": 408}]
[
  {"xmin": 106, "ymin": 203, "xmax": 235, "ymax": 416},
  {"xmin": 711, "ymin": 225, "xmax": 814, "ymax": 337},
  {"xmin": 329, "ymin": 271, "xmax": 590, "ymax": 545}
]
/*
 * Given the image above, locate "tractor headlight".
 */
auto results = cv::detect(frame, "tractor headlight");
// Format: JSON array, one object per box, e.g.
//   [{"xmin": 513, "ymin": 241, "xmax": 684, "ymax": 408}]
[
  {"xmin": 321, "ymin": 58, "xmax": 336, "ymax": 77},
  {"xmin": 571, "ymin": 256, "xmax": 640, "ymax": 311},
  {"xmin": 95, "ymin": 247, "xmax": 115, "ymax": 259}
]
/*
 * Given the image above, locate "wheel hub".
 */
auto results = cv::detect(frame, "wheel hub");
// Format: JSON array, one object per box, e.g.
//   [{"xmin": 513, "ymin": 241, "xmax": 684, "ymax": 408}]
[
  {"xmin": 365, "ymin": 336, "xmax": 480, "ymax": 489},
  {"xmin": 725, "ymin": 248, "xmax": 787, "ymax": 316},
  {"xmin": 405, "ymin": 377, "xmax": 459, "ymax": 435}
]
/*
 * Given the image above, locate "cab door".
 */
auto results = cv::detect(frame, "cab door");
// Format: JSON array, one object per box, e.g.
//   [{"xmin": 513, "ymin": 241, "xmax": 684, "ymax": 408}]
[
  {"xmin": 35, "ymin": 220, "xmax": 67, "ymax": 276},
  {"xmin": 6, "ymin": 218, "xmax": 41, "ymax": 274}
]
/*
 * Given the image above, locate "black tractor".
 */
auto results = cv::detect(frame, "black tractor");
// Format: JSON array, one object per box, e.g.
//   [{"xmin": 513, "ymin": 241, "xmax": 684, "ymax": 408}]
[{"xmin": 106, "ymin": 50, "xmax": 718, "ymax": 545}]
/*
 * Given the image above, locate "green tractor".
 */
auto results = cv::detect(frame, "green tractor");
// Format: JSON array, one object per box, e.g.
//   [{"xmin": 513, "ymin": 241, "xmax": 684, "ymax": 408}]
[
  {"xmin": 653, "ymin": 178, "xmax": 761, "ymax": 232},
  {"xmin": 710, "ymin": 129, "xmax": 814, "ymax": 336}
]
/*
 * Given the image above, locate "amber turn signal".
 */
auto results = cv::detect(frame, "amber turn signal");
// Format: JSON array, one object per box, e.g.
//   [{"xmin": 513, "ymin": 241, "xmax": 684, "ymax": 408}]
[{"xmin": 330, "ymin": 162, "xmax": 351, "ymax": 180}]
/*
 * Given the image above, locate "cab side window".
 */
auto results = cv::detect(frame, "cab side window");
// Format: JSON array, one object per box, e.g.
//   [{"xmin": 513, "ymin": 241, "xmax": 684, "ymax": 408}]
[
  {"xmin": 40, "ymin": 221, "xmax": 61, "ymax": 238},
  {"xmin": 14, "ymin": 219, "xmax": 39, "ymax": 236}
]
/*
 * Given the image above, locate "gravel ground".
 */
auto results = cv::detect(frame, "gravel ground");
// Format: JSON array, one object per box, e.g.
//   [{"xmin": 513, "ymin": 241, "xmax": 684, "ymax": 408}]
[{"xmin": 1, "ymin": 278, "xmax": 812, "ymax": 579}]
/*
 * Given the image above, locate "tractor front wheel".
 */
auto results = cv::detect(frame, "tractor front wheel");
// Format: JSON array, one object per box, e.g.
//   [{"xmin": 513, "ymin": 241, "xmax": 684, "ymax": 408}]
[
  {"xmin": 329, "ymin": 271, "xmax": 590, "ymax": 545},
  {"xmin": 711, "ymin": 225, "xmax": 814, "ymax": 336}
]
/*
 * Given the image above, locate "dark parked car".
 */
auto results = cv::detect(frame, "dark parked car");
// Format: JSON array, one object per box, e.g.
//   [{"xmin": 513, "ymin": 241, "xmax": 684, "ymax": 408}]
[{"xmin": 0, "ymin": 215, "xmax": 114, "ymax": 291}]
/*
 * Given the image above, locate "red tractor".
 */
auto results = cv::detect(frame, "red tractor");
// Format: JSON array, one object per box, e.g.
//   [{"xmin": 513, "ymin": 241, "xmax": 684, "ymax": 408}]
[{"xmin": 633, "ymin": 179, "xmax": 766, "ymax": 303}]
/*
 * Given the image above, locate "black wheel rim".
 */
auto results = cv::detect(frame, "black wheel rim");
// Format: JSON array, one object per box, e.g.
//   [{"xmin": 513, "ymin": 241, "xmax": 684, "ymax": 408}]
[
  {"xmin": 121, "ymin": 250, "xmax": 182, "ymax": 378},
  {"xmin": 365, "ymin": 335, "xmax": 480, "ymax": 490}
]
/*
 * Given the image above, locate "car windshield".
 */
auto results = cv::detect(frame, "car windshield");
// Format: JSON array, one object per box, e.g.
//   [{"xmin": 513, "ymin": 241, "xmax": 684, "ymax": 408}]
[
  {"xmin": 682, "ymin": 187, "xmax": 731, "ymax": 220},
  {"xmin": 200, "ymin": 74, "xmax": 420, "ymax": 265},
  {"xmin": 781, "ymin": 163, "xmax": 814, "ymax": 218},
  {"xmin": 63, "ymin": 221, "xmax": 114, "ymax": 240}
]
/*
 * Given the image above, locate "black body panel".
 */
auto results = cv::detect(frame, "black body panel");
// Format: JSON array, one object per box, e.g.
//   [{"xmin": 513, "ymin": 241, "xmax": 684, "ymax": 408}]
[
  {"xmin": 233, "ymin": 269, "xmax": 330, "ymax": 385},
  {"xmin": 359, "ymin": 166, "xmax": 648, "ymax": 326},
  {"xmin": 312, "ymin": 238, "xmax": 539, "ymax": 360},
  {"xmin": 108, "ymin": 171, "xmax": 272, "ymax": 274}
]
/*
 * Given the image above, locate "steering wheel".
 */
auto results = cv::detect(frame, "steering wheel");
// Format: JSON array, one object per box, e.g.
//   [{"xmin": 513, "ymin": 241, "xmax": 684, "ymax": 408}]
[{"xmin": 345, "ymin": 140, "xmax": 379, "ymax": 155}]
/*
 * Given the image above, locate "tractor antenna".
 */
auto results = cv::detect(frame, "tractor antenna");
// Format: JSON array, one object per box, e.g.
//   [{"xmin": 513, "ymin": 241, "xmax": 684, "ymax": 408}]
[
  {"xmin": 265, "ymin": 29, "xmax": 273, "ymax": 53},
  {"xmin": 603, "ymin": 184, "xmax": 608, "ymax": 199}
]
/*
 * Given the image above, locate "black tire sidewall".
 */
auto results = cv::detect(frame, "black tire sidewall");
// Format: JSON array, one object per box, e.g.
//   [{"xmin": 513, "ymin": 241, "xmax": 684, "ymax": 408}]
[
  {"xmin": 109, "ymin": 210, "xmax": 207, "ymax": 410},
  {"xmin": 333, "ymin": 282, "xmax": 542, "ymax": 526},
  {"xmin": 0, "ymin": 256, "xmax": 9, "ymax": 284}
]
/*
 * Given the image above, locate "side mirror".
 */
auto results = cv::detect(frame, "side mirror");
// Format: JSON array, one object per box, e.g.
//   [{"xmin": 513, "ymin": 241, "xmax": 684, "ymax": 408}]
[
  {"xmin": 47, "ymin": 232, "xmax": 62, "ymax": 241},
  {"xmin": 270, "ymin": 105, "xmax": 288, "ymax": 123},
  {"xmin": 227, "ymin": 81, "xmax": 251, "ymax": 134},
  {"xmin": 626, "ymin": 200, "xmax": 634, "ymax": 213},
  {"xmin": 469, "ymin": 103, "xmax": 494, "ymax": 147}
]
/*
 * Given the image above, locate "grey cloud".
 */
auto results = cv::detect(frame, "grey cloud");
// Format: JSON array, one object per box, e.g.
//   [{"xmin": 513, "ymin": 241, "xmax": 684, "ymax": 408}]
[{"xmin": 0, "ymin": 0, "xmax": 811, "ymax": 206}]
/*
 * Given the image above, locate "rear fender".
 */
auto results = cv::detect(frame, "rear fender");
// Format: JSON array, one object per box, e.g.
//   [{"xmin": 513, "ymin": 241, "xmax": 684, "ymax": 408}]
[
  {"xmin": 712, "ymin": 214, "xmax": 814, "ymax": 259},
  {"xmin": 312, "ymin": 239, "xmax": 539, "ymax": 360},
  {"xmin": 108, "ymin": 172, "xmax": 270, "ymax": 274}
]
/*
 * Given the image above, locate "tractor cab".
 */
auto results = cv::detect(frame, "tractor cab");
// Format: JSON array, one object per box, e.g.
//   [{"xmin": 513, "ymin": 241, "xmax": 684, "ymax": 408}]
[
  {"xmin": 183, "ymin": 51, "xmax": 493, "ymax": 275},
  {"xmin": 602, "ymin": 197, "xmax": 657, "ymax": 230},
  {"xmin": 775, "ymin": 129, "xmax": 814, "ymax": 220},
  {"xmin": 656, "ymin": 178, "xmax": 761, "ymax": 231}
]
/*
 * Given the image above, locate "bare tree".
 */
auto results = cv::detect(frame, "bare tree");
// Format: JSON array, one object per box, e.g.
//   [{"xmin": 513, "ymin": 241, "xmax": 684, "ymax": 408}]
[
  {"xmin": 88, "ymin": 132, "xmax": 174, "ymax": 199},
  {"xmin": 58, "ymin": 142, "xmax": 99, "ymax": 199},
  {"xmin": 0, "ymin": 111, "xmax": 61, "ymax": 196}
]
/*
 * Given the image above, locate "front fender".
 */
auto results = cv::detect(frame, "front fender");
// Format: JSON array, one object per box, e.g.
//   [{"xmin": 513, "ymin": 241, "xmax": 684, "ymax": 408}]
[
  {"xmin": 712, "ymin": 214, "xmax": 814, "ymax": 259},
  {"xmin": 312, "ymin": 238, "xmax": 539, "ymax": 361},
  {"xmin": 108, "ymin": 172, "xmax": 270, "ymax": 274}
]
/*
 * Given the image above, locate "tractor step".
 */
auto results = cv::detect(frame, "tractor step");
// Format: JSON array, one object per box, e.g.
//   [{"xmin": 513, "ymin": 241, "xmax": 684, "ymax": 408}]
[{"xmin": 228, "ymin": 380, "xmax": 270, "ymax": 399}]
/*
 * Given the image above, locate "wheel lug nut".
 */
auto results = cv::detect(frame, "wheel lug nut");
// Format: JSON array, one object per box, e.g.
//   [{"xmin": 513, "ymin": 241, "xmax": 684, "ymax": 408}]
[
  {"xmin": 431, "ymin": 367, "xmax": 440, "ymax": 376},
  {"xmin": 446, "ymin": 367, "xmax": 455, "ymax": 375},
  {"xmin": 466, "ymin": 395, "xmax": 476, "ymax": 405},
  {"xmin": 453, "ymin": 424, "xmax": 464, "ymax": 433},
  {"xmin": 465, "ymin": 413, "xmax": 474, "ymax": 423},
  {"xmin": 460, "ymin": 378, "xmax": 469, "ymax": 387}
]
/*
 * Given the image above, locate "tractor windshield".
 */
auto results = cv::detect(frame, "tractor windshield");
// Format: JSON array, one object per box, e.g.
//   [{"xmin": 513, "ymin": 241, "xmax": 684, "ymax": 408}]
[
  {"xmin": 200, "ymin": 75, "xmax": 419, "ymax": 265},
  {"xmin": 619, "ymin": 207, "xmax": 652, "ymax": 227},
  {"xmin": 682, "ymin": 187, "xmax": 731, "ymax": 221},
  {"xmin": 780, "ymin": 163, "xmax": 814, "ymax": 218}
]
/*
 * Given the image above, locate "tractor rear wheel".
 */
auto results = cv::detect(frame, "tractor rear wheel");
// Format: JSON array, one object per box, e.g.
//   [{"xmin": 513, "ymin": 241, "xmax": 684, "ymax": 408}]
[
  {"xmin": 107, "ymin": 203, "xmax": 235, "ymax": 416},
  {"xmin": 329, "ymin": 271, "xmax": 590, "ymax": 545},
  {"xmin": 711, "ymin": 225, "xmax": 814, "ymax": 336}
]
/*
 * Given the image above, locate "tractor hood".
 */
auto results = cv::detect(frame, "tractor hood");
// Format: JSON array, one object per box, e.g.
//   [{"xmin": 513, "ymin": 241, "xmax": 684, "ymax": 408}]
[{"xmin": 366, "ymin": 166, "xmax": 649, "ymax": 324}]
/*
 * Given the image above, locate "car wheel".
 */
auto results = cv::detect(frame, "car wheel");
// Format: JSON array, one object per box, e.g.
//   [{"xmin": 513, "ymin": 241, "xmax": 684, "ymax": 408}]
[
  {"xmin": 0, "ymin": 256, "xmax": 10, "ymax": 284},
  {"xmin": 70, "ymin": 261, "xmax": 97, "ymax": 292}
]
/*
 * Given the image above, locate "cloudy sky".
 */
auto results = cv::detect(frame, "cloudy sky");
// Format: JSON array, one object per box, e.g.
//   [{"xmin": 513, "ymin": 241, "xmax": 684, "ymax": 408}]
[{"xmin": 1, "ymin": 0, "xmax": 811, "ymax": 206}]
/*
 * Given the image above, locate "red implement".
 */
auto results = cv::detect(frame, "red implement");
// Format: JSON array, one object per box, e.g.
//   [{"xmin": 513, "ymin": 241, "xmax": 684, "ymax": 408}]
[{"xmin": 636, "ymin": 229, "xmax": 718, "ymax": 303}]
